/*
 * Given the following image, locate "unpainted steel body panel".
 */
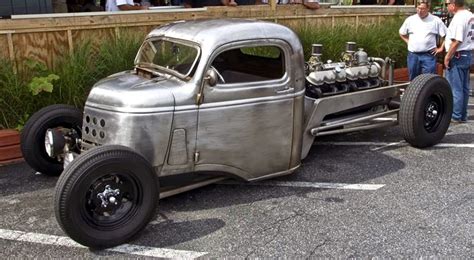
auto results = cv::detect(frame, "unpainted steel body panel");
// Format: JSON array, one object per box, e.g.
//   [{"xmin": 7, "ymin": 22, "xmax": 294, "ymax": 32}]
[
  {"xmin": 87, "ymin": 72, "xmax": 178, "ymax": 113},
  {"xmin": 301, "ymin": 83, "xmax": 406, "ymax": 159},
  {"xmin": 82, "ymin": 106, "xmax": 173, "ymax": 167},
  {"xmin": 194, "ymin": 38, "xmax": 304, "ymax": 178},
  {"xmin": 159, "ymin": 109, "xmax": 198, "ymax": 176}
]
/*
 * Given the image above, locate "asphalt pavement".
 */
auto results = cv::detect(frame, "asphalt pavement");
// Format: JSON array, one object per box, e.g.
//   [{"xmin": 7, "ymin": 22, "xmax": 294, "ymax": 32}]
[{"xmin": 0, "ymin": 83, "xmax": 473, "ymax": 258}]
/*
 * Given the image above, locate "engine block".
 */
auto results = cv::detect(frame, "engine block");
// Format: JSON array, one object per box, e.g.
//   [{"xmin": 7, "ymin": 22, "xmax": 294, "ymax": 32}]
[{"xmin": 305, "ymin": 42, "xmax": 385, "ymax": 99}]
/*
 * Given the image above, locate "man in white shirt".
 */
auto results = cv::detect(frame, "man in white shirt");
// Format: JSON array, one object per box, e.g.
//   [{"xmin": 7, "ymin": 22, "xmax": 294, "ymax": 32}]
[
  {"xmin": 106, "ymin": 0, "xmax": 148, "ymax": 11},
  {"xmin": 444, "ymin": 0, "xmax": 474, "ymax": 123},
  {"xmin": 399, "ymin": 1, "xmax": 447, "ymax": 80}
]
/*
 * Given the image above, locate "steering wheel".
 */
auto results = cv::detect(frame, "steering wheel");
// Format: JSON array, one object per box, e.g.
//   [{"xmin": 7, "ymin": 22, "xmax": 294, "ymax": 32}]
[{"xmin": 210, "ymin": 66, "xmax": 226, "ymax": 84}]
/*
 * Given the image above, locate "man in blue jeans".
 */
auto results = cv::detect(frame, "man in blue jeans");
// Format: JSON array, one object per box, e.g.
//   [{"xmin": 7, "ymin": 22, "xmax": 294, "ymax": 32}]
[
  {"xmin": 399, "ymin": 1, "xmax": 447, "ymax": 80},
  {"xmin": 444, "ymin": 0, "xmax": 474, "ymax": 123}
]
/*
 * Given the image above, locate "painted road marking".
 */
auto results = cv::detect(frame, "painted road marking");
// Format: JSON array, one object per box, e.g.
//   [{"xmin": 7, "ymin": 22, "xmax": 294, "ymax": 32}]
[
  {"xmin": 0, "ymin": 229, "xmax": 207, "ymax": 258},
  {"xmin": 313, "ymin": 141, "xmax": 474, "ymax": 148},
  {"xmin": 220, "ymin": 181, "xmax": 385, "ymax": 191}
]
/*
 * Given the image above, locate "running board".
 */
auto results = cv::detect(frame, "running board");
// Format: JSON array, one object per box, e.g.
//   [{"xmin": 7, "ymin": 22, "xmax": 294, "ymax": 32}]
[
  {"xmin": 159, "ymin": 176, "xmax": 228, "ymax": 199},
  {"xmin": 311, "ymin": 109, "xmax": 399, "ymax": 136}
]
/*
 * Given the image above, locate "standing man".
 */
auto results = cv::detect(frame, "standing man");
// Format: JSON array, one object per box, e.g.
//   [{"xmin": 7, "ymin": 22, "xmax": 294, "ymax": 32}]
[
  {"xmin": 399, "ymin": 1, "xmax": 447, "ymax": 80},
  {"xmin": 106, "ymin": 0, "xmax": 148, "ymax": 11},
  {"xmin": 444, "ymin": 0, "xmax": 474, "ymax": 123}
]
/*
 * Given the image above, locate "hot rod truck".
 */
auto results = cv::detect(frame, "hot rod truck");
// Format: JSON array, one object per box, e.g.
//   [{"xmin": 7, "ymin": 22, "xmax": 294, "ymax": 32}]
[{"xmin": 20, "ymin": 19, "xmax": 452, "ymax": 248}]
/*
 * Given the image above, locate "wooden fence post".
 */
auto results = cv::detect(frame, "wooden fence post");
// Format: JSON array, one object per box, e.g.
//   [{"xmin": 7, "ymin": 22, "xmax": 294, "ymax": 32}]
[
  {"xmin": 7, "ymin": 32, "xmax": 17, "ymax": 74},
  {"xmin": 270, "ymin": 0, "xmax": 277, "ymax": 11},
  {"xmin": 67, "ymin": 29, "xmax": 74, "ymax": 54}
]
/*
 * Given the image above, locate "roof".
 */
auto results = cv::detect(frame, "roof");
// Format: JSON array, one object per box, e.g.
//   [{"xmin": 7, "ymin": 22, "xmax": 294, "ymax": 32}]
[{"xmin": 147, "ymin": 19, "xmax": 302, "ymax": 51}]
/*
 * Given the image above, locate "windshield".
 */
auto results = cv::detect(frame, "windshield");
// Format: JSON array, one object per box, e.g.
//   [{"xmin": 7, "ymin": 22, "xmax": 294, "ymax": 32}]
[{"xmin": 136, "ymin": 38, "xmax": 199, "ymax": 77}]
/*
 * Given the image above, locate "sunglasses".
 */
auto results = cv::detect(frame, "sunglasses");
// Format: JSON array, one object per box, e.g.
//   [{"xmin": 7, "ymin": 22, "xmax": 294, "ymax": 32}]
[{"xmin": 444, "ymin": 2, "xmax": 452, "ymax": 5}]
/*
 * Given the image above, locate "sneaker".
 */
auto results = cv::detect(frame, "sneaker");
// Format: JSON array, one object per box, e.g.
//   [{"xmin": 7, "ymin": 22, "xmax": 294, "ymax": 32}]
[{"xmin": 451, "ymin": 119, "xmax": 462, "ymax": 124}]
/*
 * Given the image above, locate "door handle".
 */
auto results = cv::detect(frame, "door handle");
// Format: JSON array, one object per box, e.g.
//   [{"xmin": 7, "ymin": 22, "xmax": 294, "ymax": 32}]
[{"xmin": 276, "ymin": 88, "xmax": 294, "ymax": 94}]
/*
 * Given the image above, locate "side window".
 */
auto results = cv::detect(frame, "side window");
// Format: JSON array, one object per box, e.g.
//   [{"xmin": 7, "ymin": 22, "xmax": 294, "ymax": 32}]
[{"xmin": 210, "ymin": 45, "xmax": 285, "ymax": 84}]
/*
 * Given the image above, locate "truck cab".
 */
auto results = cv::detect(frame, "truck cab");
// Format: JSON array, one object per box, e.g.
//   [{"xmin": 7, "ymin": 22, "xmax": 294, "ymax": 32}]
[{"xmin": 82, "ymin": 19, "xmax": 306, "ymax": 181}]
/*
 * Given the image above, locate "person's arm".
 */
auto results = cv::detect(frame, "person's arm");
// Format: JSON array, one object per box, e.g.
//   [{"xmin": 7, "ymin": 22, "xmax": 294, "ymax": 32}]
[
  {"xmin": 434, "ymin": 38, "xmax": 445, "ymax": 55},
  {"xmin": 398, "ymin": 17, "xmax": 409, "ymax": 43},
  {"xmin": 444, "ymin": 39, "xmax": 460, "ymax": 69},
  {"xmin": 222, "ymin": 0, "xmax": 238, "ymax": 6},
  {"xmin": 303, "ymin": 0, "xmax": 319, "ymax": 9},
  {"xmin": 400, "ymin": 34, "xmax": 409, "ymax": 45},
  {"xmin": 117, "ymin": 0, "xmax": 148, "ymax": 11},
  {"xmin": 387, "ymin": 0, "xmax": 395, "ymax": 4},
  {"xmin": 118, "ymin": 4, "xmax": 147, "ymax": 10},
  {"xmin": 434, "ymin": 20, "xmax": 447, "ymax": 55},
  {"xmin": 183, "ymin": 0, "xmax": 192, "ymax": 8}
]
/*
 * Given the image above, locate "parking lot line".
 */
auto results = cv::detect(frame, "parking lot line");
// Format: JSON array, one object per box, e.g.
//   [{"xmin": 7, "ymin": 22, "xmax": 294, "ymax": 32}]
[
  {"xmin": 220, "ymin": 181, "xmax": 385, "ymax": 191},
  {"xmin": 0, "ymin": 229, "xmax": 208, "ymax": 258},
  {"xmin": 313, "ymin": 141, "xmax": 474, "ymax": 148}
]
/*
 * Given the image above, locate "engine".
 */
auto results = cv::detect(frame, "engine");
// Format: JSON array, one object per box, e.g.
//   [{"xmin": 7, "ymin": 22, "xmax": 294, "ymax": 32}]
[{"xmin": 305, "ymin": 42, "xmax": 386, "ymax": 99}]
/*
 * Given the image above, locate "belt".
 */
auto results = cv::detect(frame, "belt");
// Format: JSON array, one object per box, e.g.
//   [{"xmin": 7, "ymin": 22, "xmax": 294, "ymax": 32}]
[
  {"xmin": 409, "ymin": 51, "xmax": 432, "ymax": 55},
  {"xmin": 454, "ymin": 50, "xmax": 471, "ymax": 58}
]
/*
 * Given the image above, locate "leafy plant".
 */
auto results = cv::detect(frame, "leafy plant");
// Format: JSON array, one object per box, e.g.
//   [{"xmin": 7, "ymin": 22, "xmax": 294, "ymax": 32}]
[
  {"xmin": 0, "ymin": 32, "xmax": 142, "ymax": 129},
  {"xmin": 28, "ymin": 74, "xmax": 60, "ymax": 95},
  {"xmin": 0, "ymin": 58, "xmax": 31, "ymax": 129},
  {"xmin": 296, "ymin": 16, "xmax": 407, "ymax": 68}
]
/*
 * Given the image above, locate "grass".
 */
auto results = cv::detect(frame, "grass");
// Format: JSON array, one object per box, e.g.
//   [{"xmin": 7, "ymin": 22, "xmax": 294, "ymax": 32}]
[
  {"xmin": 297, "ymin": 16, "xmax": 407, "ymax": 68},
  {"xmin": 0, "ymin": 59, "xmax": 31, "ymax": 129},
  {"xmin": 0, "ymin": 19, "xmax": 407, "ymax": 129},
  {"xmin": 0, "ymin": 33, "xmax": 143, "ymax": 129}
]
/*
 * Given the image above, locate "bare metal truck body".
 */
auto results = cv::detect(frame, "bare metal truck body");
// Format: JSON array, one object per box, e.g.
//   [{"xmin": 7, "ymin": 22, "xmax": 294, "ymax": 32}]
[{"xmin": 20, "ymin": 19, "xmax": 453, "ymax": 248}]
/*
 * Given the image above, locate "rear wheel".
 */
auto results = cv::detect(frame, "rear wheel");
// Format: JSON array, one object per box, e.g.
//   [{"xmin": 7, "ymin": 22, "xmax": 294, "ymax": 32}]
[
  {"xmin": 54, "ymin": 145, "xmax": 159, "ymax": 248},
  {"xmin": 400, "ymin": 74, "xmax": 452, "ymax": 148},
  {"xmin": 20, "ymin": 104, "xmax": 82, "ymax": 176}
]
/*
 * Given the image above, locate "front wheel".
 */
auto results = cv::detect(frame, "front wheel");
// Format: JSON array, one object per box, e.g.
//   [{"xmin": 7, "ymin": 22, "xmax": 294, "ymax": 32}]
[
  {"xmin": 54, "ymin": 145, "xmax": 159, "ymax": 248},
  {"xmin": 20, "ymin": 104, "xmax": 82, "ymax": 176},
  {"xmin": 400, "ymin": 74, "xmax": 453, "ymax": 148}
]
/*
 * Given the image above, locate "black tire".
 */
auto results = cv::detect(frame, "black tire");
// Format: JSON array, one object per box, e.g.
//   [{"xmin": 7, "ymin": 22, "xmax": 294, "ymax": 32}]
[
  {"xmin": 400, "ymin": 74, "xmax": 453, "ymax": 148},
  {"xmin": 20, "ymin": 104, "xmax": 82, "ymax": 176},
  {"xmin": 54, "ymin": 145, "xmax": 159, "ymax": 248}
]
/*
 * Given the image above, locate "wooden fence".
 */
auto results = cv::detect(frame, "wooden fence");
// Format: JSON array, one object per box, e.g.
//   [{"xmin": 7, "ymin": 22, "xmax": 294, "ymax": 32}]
[{"xmin": 0, "ymin": 5, "xmax": 414, "ymax": 70}]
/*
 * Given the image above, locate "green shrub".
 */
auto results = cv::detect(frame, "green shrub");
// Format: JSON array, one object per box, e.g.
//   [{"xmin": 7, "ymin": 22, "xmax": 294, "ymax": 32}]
[
  {"xmin": 297, "ymin": 16, "xmax": 407, "ymax": 68},
  {"xmin": 0, "ymin": 58, "xmax": 30, "ymax": 129},
  {"xmin": 0, "ymin": 33, "xmax": 142, "ymax": 129}
]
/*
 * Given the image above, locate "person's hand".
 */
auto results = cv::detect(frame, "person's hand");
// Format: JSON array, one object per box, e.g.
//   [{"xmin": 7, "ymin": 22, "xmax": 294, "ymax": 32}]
[
  {"xmin": 228, "ymin": 0, "xmax": 237, "ymax": 6},
  {"xmin": 432, "ymin": 47, "xmax": 444, "ymax": 56},
  {"xmin": 444, "ymin": 56, "xmax": 450, "ymax": 69}
]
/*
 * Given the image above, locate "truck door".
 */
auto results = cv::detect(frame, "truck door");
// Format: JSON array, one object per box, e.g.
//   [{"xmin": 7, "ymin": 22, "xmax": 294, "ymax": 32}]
[{"xmin": 195, "ymin": 41, "xmax": 295, "ymax": 180}]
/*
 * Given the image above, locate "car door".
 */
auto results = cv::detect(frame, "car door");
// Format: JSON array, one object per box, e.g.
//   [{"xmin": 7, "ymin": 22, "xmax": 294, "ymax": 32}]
[{"xmin": 194, "ymin": 40, "xmax": 296, "ymax": 180}]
